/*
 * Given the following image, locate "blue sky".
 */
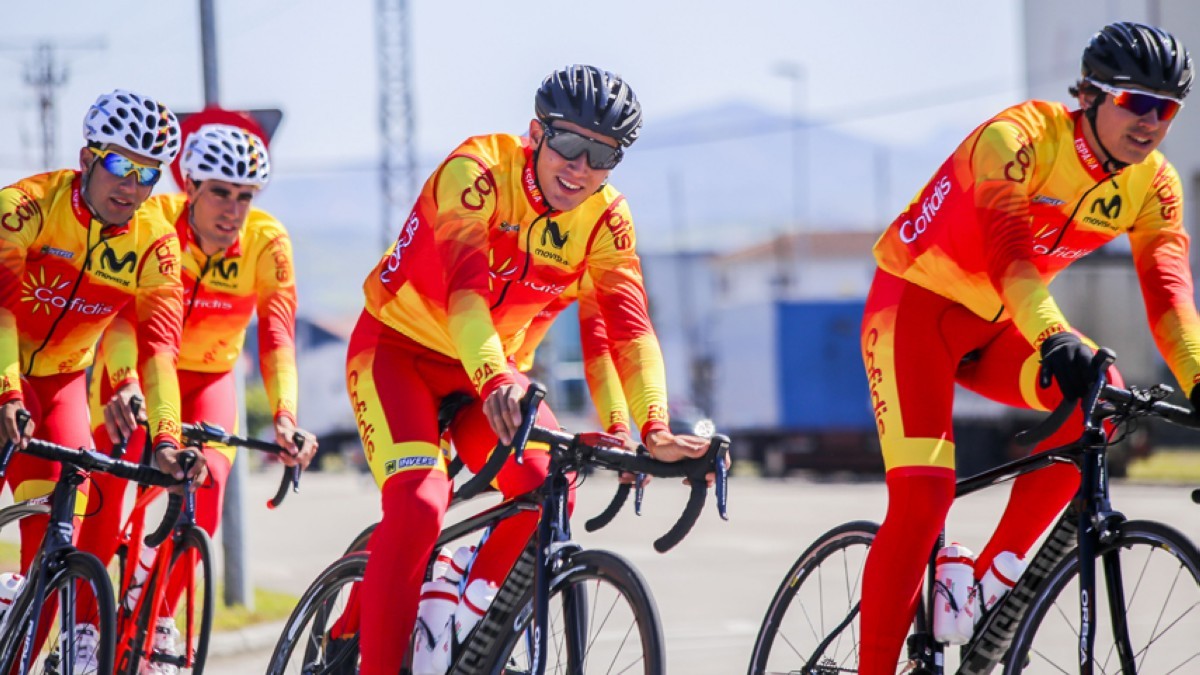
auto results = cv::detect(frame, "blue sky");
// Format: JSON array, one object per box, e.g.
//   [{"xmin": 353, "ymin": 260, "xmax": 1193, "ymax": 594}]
[{"xmin": 0, "ymin": 0, "xmax": 1025, "ymax": 182}]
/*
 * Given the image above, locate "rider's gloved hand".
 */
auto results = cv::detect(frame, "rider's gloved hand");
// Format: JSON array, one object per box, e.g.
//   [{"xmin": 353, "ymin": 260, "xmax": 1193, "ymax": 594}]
[
  {"xmin": 1189, "ymin": 386, "xmax": 1200, "ymax": 419},
  {"xmin": 1038, "ymin": 332, "xmax": 1095, "ymax": 400}
]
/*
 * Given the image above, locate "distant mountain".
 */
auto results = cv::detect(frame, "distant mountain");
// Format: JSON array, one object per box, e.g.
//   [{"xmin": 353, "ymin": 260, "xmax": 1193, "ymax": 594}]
[{"xmin": 253, "ymin": 100, "xmax": 951, "ymax": 318}]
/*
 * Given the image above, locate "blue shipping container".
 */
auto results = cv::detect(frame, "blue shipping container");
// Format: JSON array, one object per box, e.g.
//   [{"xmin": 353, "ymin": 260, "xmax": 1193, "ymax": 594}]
[{"xmin": 777, "ymin": 301, "xmax": 874, "ymax": 431}]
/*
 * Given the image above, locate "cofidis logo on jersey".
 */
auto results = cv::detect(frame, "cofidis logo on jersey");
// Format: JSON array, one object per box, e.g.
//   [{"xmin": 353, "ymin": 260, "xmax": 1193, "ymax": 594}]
[
  {"xmin": 379, "ymin": 212, "xmax": 420, "ymax": 285},
  {"xmin": 21, "ymin": 269, "xmax": 113, "ymax": 316},
  {"xmin": 899, "ymin": 174, "xmax": 952, "ymax": 244}
]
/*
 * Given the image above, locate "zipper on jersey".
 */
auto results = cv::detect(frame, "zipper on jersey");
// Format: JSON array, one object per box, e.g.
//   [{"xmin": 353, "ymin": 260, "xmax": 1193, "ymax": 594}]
[
  {"xmin": 1044, "ymin": 174, "xmax": 1117, "ymax": 255},
  {"xmin": 183, "ymin": 253, "xmax": 216, "ymax": 323},
  {"xmin": 490, "ymin": 209, "xmax": 552, "ymax": 310},
  {"xmin": 23, "ymin": 223, "xmax": 110, "ymax": 375}
]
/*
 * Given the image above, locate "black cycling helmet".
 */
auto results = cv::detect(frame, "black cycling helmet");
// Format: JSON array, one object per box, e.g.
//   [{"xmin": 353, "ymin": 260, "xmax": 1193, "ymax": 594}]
[
  {"xmin": 1082, "ymin": 21, "xmax": 1193, "ymax": 99},
  {"xmin": 535, "ymin": 65, "xmax": 643, "ymax": 147}
]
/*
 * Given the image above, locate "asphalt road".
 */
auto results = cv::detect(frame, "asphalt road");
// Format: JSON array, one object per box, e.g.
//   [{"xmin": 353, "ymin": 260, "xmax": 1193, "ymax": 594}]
[{"xmin": 200, "ymin": 469, "xmax": 1200, "ymax": 673}]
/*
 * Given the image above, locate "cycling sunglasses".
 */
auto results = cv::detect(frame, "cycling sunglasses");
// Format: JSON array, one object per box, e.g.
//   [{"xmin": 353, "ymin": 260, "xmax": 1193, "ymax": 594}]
[
  {"xmin": 540, "ymin": 123, "xmax": 623, "ymax": 170},
  {"xmin": 88, "ymin": 147, "xmax": 163, "ymax": 187},
  {"xmin": 1089, "ymin": 79, "xmax": 1184, "ymax": 122}
]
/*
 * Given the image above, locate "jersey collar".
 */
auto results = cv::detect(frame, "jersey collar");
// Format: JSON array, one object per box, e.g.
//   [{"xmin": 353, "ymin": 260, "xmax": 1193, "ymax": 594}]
[
  {"xmin": 521, "ymin": 140, "xmax": 552, "ymax": 213},
  {"xmin": 1071, "ymin": 110, "xmax": 1111, "ymax": 181}
]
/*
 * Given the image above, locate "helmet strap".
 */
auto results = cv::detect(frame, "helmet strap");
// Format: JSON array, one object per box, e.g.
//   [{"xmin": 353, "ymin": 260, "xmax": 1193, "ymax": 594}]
[{"xmin": 1085, "ymin": 94, "xmax": 1128, "ymax": 173}]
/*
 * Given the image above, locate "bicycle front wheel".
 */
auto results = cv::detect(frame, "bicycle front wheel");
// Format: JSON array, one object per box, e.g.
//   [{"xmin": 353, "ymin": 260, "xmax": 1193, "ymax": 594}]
[
  {"xmin": 118, "ymin": 526, "xmax": 215, "ymax": 675},
  {"xmin": 748, "ymin": 520, "xmax": 878, "ymax": 675},
  {"xmin": 493, "ymin": 549, "xmax": 665, "ymax": 675},
  {"xmin": 1006, "ymin": 519, "xmax": 1200, "ymax": 673},
  {"xmin": 0, "ymin": 550, "xmax": 117, "ymax": 675},
  {"xmin": 267, "ymin": 553, "xmax": 365, "ymax": 675}
]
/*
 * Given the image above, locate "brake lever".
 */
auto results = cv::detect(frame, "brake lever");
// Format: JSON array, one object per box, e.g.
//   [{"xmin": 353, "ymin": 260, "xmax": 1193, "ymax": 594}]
[
  {"xmin": 634, "ymin": 446, "xmax": 648, "ymax": 515},
  {"xmin": 713, "ymin": 435, "xmax": 730, "ymax": 521}
]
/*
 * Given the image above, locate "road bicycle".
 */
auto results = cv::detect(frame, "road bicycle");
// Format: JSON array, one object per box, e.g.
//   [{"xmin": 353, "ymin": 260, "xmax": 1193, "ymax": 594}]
[
  {"xmin": 110, "ymin": 416, "xmax": 302, "ymax": 675},
  {"xmin": 0, "ymin": 421, "xmax": 185, "ymax": 675},
  {"xmin": 749, "ymin": 348, "xmax": 1200, "ymax": 674},
  {"xmin": 267, "ymin": 383, "xmax": 731, "ymax": 674}
]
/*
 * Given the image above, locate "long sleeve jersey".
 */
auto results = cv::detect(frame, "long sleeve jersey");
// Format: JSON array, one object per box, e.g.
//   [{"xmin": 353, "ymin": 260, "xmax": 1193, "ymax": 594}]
[
  {"xmin": 873, "ymin": 100, "xmax": 1200, "ymax": 394},
  {"xmin": 0, "ymin": 170, "xmax": 184, "ymax": 446},
  {"xmin": 512, "ymin": 274, "xmax": 631, "ymax": 434},
  {"xmin": 96, "ymin": 194, "xmax": 300, "ymax": 423},
  {"xmin": 362, "ymin": 133, "xmax": 669, "ymax": 437}
]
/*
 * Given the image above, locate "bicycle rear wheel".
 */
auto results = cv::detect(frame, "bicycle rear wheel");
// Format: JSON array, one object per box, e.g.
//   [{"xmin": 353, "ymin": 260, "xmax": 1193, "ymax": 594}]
[
  {"xmin": 267, "ymin": 553, "xmax": 365, "ymax": 675},
  {"xmin": 491, "ymin": 549, "xmax": 665, "ymax": 675},
  {"xmin": 748, "ymin": 520, "xmax": 878, "ymax": 675},
  {"xmin": 0, "ymin": 550, "xmax": 116, "ymax": 675},
  {"xmin": 1005, "ymin": 519, "xmax": 1200, "ymax": 673}
]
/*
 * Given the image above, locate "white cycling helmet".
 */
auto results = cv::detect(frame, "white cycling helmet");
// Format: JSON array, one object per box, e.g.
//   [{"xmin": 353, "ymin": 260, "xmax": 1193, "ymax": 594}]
[
  {"xmin": 181, "ymin": 123, "xmax": 271, "ymax": 187},
  {"xmin": 82, "ymin": 89, "xmax": 181, "ymax": 163}
]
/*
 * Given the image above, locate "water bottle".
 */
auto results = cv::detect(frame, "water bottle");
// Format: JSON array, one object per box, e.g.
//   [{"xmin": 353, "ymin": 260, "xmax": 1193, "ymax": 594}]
[
  {"xmin": 446, "ymin": 544, "xmax": 476, "ymax": 585},
  {"xmin": 0, "ymin": 572, "xmax": 25, "ymax": 633},
  {"xmin": 933, "ymin": 543, "xmax": 976, "ymax": 645},
  {"xmin": 430, "ymin": 546, "xmax": 453, "ymax": 581},
  {"xmin": 123, "ymin": 545, "xmax": 157, "ymax": 612},
  {"xmin": 447, "ymin": 578, "xmax": 499, "ymax": 657},
  {"xmin": 411, "ymin": 577, "xmax": 459, "ymax": 675},
  {"xmin": 978, "ymin": 551, "xmax": 1028, "ymax": 614}
]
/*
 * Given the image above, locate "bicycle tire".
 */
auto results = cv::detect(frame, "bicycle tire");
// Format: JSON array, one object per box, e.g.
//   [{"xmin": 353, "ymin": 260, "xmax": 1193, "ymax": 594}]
[
  {"xmin": 0, "ymin": 550, "xmax": 117, "ymax": 675},
  {"xmin": 0, "ymin": 503, "xmax": 50, "ymax": 532},
  {"xmin": 489, "ymin": 549, "xmax": 665, "ymax": 675},
  {"xmin": 118, "ymin": 526, "xmax": 215, "ymax": 675},
  {"xmin": 748, "ymin": 520, "xmax": 879, "ymax": 675},
  {"xmin": 343, "ymin": 522, "xmax": 375, "ymax": 556},
  {"xmin": 267, "ymin": 553, "xmax": 366, "ymax": 675},
  {"xmin": 1005, "ymin": 519, "xmax": 1200, "ymax": 674}
]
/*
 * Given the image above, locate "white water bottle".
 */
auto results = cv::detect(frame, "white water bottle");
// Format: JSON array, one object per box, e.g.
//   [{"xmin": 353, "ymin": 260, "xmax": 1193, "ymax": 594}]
[
  {"xmin": 447, "ymin": 578, "xmax": 499, "ymax": 657},
  {"xmin": 430, "ymin": 546, "xmax": 454, "ymax": 581},
  {"xmin": 411, "ymin": 577, "xmax": 460, "ymax": 675},
  {"xmin": 978, "ymin": 551, "xmax": 1027, "ymax": 614},
  {"xmin": 123, "ymin": 545, "xmax": 157, "ymax": 612},
  {"xmin": 933, "ymin": 543, "xmax": 976, "ymax": 645},
  {"xmin": 0, "ymin": 572, "xmax": 25, "ymax": 632},
  {"xmin": 446, "ymin": 545, "xmax": 475, "ymax": 585}
]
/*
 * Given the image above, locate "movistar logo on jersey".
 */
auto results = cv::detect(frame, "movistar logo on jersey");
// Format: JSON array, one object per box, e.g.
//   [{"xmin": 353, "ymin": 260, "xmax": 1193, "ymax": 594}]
[
  {"xmin": 213, "ymin": 259, "xmax": 240, "ymax": 281},
  {"xmin": 100, "ymin": 249, "xmax": 137, "ymax": 273},
  {"xmin": 1090, "ymin": 195, "xmax": 1121, "ymax": 219},
  {"xmin": 542, "ymin": 220, "xmax": 569, "ymax": 249}
]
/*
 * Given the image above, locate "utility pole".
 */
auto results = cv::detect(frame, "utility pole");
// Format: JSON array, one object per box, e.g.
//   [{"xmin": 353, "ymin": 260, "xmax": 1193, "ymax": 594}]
[
  {"xmin": 770, "ymin": 61, "xmax": 807, "ymax": 299},
  {"xmin": 24, "ymin": 43, "xmax": 65, "ymax": 170},
  {"xmin": 1, "ymin": 39, "xmax": 104, "ymax": 169},
  {"xmin": 376, "ymin": 0, "xmax": 420, "ymax": 251}
]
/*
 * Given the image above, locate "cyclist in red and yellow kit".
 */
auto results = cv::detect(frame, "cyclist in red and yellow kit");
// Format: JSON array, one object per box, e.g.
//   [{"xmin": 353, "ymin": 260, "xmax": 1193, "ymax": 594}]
[
  {"xmin": 75, "ymin": 123, "xmax": 317, "ymax": 666},
  {"xmin": 858, "ymin": 23, "xmax": 1199, "ymax": 673},
  {"xmin": 0, "ymin": 89, "xmax": 204, "ymax": 669},
  {"xmin": 344, "ymin": 65, "xmax": 712, "ymax": 674}
]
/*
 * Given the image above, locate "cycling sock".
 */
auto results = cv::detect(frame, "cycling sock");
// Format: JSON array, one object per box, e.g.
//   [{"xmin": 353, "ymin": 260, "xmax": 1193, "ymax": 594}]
[
  {"xmin": 859, "ymin": 467, "xmax": 955, "ymax": 675},
  {"xmin": 359, "ymin": 468, "xmax": 449, "ymax": 675}
]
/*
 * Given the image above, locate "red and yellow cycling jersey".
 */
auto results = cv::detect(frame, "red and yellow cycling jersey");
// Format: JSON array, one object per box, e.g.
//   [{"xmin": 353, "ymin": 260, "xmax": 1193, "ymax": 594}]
[
  {"xmin": 513, "ymin": 274, "xmax": 631, "ymax": 434},
  {"xmin": 362, "ymin": 133, "xmax": 668, "ymax": 437},
  {"xmin": 0, "ymin": 170, "xmax": 183, "ymax": 446},
  {"xmin": 873, "ymin": 100, "xmax": 1200, "ymax": 392},
  {"xmin": 96, "ymin": 193, "xmax": 299, "ymax": 423}
]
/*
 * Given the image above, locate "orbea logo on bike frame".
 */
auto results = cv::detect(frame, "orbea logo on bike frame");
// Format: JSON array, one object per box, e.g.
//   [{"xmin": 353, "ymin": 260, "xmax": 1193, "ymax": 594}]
[
  {"xmin": 21, "ymin": 269, "xmax": 113, "ymax": 317},
  {"xmin": 379, "ymin": 212, "xmax": 420, "ymax": 285},
  {"xmin": 899, "ymin": 174, "xmax": 952, "ymax": 244}
]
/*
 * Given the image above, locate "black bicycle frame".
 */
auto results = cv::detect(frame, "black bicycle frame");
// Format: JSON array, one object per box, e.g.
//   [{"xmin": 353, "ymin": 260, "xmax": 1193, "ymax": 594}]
[{"xmin": 9, "ymin": 467, "xmax": 90, "ymax": 674}]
